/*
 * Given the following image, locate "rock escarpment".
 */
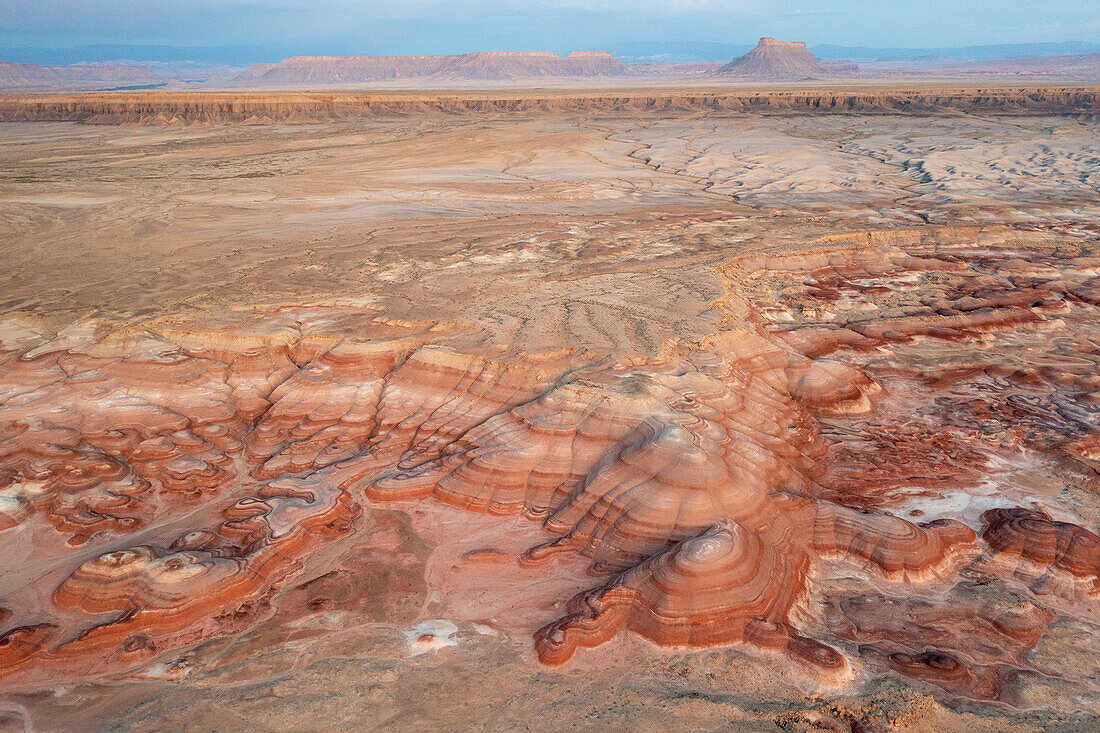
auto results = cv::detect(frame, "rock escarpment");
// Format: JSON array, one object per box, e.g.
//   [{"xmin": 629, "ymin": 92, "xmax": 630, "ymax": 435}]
[{"xmin": 1, "ymin": 88, "xmax": 1095, "ymax": 125}]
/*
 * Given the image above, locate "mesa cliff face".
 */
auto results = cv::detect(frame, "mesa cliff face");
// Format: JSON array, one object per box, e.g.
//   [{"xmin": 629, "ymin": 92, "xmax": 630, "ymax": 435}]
[
  {"xmin": 716, "ymin": 37, "xmax": 832, "ymax": 80},
  {"xmin": 235, "ymin": 50, "xmax": 627, "ymax": 84}
]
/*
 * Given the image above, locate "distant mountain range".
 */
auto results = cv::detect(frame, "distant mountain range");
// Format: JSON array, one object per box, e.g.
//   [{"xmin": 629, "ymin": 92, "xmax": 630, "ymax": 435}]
[
  {"xmin": 3, "ymin": 39, "xmax": 1099, "ymax": 91},
  {"xmin": 609, "ymin": 42, "xmax": 755, "ymax": 64},
  {"xmin": 611, "ymin": 40, "xmax": 1100, "ymax": 64},
  {"xmin": 6, "ymin": 40, "xmax": 1100, "ymax": 68},
  {"xmin": 0, "ymin": 61, "xmax": 166, "ymax": 91},
  {"xmin": 0, "ymin": 45, "xmax": 279, "ymax": 66},
  {"xmin": 810, "ymin": 41, "xmax": 1100, "ymax": 62},
  {"xmin": 236, "ymin": 52, "xmax": 626, "ymax": 84}
]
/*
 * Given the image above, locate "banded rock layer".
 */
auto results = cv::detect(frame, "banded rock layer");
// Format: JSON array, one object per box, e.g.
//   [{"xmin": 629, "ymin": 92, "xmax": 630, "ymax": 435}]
[
  {"xmin": 716, "ymin": 37, "xmax": 832, "ymax": 81},
  {"xmin": 0, "ymin": 88, "xmax": 1097, "ymax": 125},
  {"xmin": 0, "ymin": 228, "xmax": 1097, "ymax": 710}
]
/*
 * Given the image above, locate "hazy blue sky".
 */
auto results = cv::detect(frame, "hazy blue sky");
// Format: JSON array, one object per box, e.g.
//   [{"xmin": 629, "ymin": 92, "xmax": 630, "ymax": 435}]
[{"xmin": 2, "ymin": 0, "xmax": 1098, "ymax": 58}]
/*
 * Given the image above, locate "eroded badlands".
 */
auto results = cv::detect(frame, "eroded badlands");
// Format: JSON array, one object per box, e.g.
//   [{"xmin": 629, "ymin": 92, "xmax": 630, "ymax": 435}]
[{"xmin": 0, "ymin": 92, "xmax": 1098, "ymax": 731}]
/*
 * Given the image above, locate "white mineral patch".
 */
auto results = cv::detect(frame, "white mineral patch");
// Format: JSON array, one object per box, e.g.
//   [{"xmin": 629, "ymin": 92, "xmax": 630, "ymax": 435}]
[
  {"xmin": 404, "ymin": 619, "xmax": 460, "ymax": 656},
  {"xmin": 898, "ymin": 488, "xmax": 1018, "ymax": 525}
]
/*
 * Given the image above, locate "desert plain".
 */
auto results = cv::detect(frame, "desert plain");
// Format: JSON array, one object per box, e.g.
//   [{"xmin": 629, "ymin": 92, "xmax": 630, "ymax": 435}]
[{"xmin": 0, "ymin": 85, "xmax": 1098, "ymax": 731}]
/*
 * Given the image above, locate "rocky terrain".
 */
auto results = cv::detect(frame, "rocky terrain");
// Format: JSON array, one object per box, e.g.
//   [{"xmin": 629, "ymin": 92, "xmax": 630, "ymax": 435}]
[{"xmin": 0, "ymin": 90, "xmax": 1098, "ymax": 731}]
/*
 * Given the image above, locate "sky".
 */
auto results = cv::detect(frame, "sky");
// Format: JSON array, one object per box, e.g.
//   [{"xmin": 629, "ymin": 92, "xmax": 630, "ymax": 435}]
[{"xmin": 2, "ymin": 0, "xmax": 1099, "ymax": 62}]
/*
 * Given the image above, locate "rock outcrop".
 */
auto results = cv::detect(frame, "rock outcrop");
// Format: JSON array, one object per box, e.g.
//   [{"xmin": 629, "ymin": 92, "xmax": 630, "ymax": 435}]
[
  {"xmin": 715, "ymin": 37, "xmax": 832, "ymax": 80},
  {"xmin": 1, "ymin": 87, "xmax": 1095, "ymax": 125},
  {"xmin": 982, "ymin": 508, "xmax": 1100, "ymax": 598}
]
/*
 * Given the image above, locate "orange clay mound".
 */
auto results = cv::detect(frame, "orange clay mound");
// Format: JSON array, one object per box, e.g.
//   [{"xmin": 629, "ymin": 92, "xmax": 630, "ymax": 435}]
[
  {"xmin": 981, "ymin": 507, "xmax": 1100, "ymax": 598},
  {"xmin": 827, "ymin": 581, "xmax": 1054, "ymax": 700},
  {"xmin": 532, "ymin": 522, "xmax": 830, "ymax": 670},
  {"xmin": 0, "ymin": 226, "xmax": 1097, "ymax": 708}
]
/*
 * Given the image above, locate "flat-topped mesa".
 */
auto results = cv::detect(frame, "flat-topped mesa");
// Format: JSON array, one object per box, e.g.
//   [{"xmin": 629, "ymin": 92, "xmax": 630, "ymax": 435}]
[
  {"xmin": 235, "ymin": 50, "xmax": 627, "ymax": 83},
  {"xmin": 757, "ymin": 37, "xmax": 808, "ymax": 49},
  {"xmin": 716, "ymin": 36, "xmax": 833, "ymax": 80},
  {"xmin": 279, "ymin": 55, "xmax": 445, "ymax": 62},
  {"xmin": 460, "ymin": 52, "xmax": 559, "ymax": 58},
  {"xmin": 437, "ymin": 51, "xmax": 626, "ymax": 80}
]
